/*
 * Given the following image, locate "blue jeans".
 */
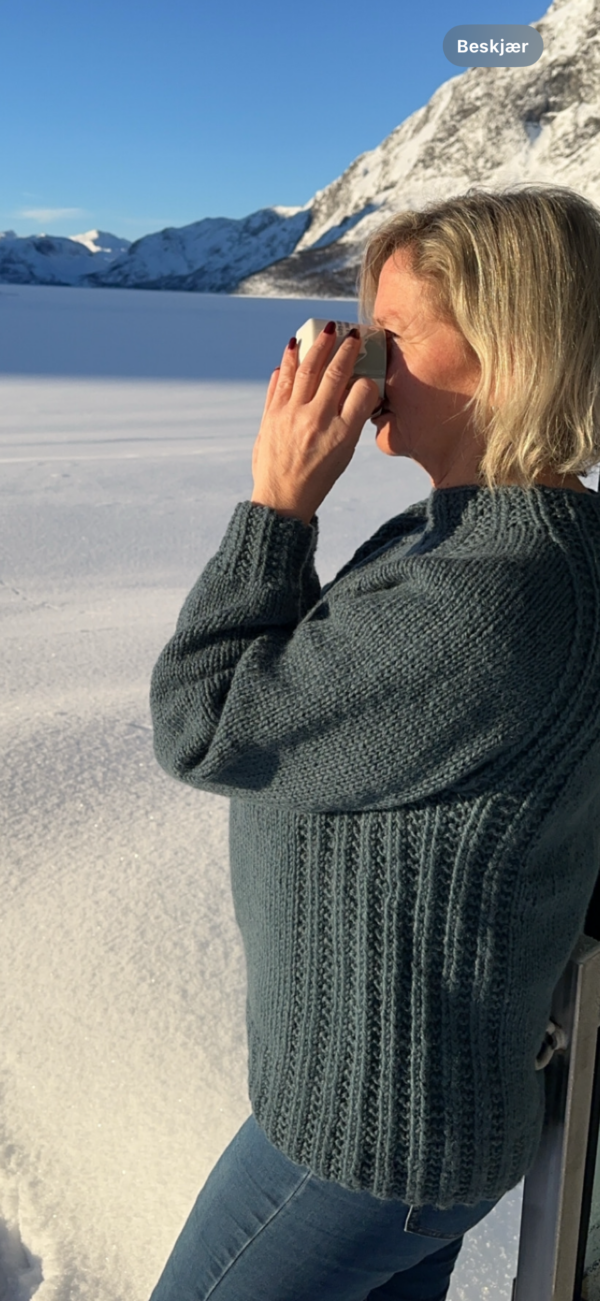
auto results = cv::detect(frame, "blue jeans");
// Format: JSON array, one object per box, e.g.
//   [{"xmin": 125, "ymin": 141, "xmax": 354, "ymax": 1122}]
[{"xmin": 148, "ymin": 1113, "xmax": 502, "ymax": 1301}]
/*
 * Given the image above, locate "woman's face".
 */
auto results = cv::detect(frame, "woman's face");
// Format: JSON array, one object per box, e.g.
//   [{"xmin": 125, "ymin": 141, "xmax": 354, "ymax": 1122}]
[{"xmin": 370, "ymin": 251, "xmax": 482, "ymax": 472}]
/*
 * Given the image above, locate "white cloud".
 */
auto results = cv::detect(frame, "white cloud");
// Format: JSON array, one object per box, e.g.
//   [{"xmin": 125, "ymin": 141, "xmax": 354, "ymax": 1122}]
[{"xmin": 18, "ymin": 207, "xmax": 87, "ymax": 223}]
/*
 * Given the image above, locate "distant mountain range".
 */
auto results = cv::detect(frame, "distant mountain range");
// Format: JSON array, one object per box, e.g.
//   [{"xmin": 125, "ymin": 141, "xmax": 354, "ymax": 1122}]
[
  {"xmin": 2, "ymin": 0, "xmax": 598, "ymax": 298},
  {"xmin": 0, "ymin": 230, "xmax": 132, "ymax": 286}
]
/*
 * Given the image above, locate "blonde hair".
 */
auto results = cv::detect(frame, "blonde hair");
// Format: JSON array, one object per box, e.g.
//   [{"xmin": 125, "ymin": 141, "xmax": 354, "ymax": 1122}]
[{"xmin": 359, "ymin": 186, "xmax": 600, "ymax": 488}]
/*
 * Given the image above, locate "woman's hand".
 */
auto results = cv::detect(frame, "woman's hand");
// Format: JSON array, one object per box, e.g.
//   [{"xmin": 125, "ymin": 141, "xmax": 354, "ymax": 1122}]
[{"xmin": 250, "ymin": 322, "xmax": 381, "ymax": 526}]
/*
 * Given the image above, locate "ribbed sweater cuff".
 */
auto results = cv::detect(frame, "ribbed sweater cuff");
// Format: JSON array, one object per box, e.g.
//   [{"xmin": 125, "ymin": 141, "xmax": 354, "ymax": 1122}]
[{"xmin": 215, "ymin": 500, "xmax": 319, "ymax": 590}]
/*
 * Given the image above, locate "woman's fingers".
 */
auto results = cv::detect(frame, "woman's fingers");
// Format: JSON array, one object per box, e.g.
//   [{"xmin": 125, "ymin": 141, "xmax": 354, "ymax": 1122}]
[
  {"xmin": 339, "ymin": 376, "xmax": 382, "ymax": 434},
  {"xmin": 315, "ymin": 331, "xmax": 364, "ymax": 414},
  {"xmin": 260, "ymin": 367, "xmax": 282, "ymax": 420},
  {"xmin": 285, "ymin": 324, "xmax": 339, "ymax": 406},
  {"xmin": 260, "ymin": 332, "xmax": 296, "ymax": 420},
  {"xmin": 267, "ymin": 325, "xmax": 367, "ymax": 419},
  {"xmin": 269, "ymin": 336, "xmax": 300, "ymax": 405}
]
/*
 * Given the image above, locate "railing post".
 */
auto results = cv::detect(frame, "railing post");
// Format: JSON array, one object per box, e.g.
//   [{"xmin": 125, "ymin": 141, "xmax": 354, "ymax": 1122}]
[{"xmin": 511, "ymin": 933, "xmax": 600, "ymax": 1300}]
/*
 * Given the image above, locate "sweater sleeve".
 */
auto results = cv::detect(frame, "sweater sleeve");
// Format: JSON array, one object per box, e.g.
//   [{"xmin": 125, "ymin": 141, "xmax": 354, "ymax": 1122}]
[{"xmin": 149, "ymin": 499, "xmax": 576, "ymax": 812}]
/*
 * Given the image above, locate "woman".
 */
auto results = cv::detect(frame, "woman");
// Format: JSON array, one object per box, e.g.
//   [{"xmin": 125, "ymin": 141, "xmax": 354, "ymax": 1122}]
[{"xmin": 148, "ymin": 185, "xmax": 600, "ymax": 1301}]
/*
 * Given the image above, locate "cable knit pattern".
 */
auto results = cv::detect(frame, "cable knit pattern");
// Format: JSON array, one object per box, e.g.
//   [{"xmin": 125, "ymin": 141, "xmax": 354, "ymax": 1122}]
[{"xmin": 150, "ymin": 486, "xmax": 600, "ymax": 1208}]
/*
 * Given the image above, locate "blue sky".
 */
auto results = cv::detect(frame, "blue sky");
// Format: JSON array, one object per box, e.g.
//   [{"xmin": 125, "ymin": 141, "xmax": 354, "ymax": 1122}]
[{"xmin": 1, "ymin": 0, "xmax": 545, "ymax": 242}]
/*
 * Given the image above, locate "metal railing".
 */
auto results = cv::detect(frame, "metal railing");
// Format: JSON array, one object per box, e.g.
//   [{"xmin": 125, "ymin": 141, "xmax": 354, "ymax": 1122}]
[{"xmin": 511, "ymin": 879, "xmax": 600, "ymax": 1301}]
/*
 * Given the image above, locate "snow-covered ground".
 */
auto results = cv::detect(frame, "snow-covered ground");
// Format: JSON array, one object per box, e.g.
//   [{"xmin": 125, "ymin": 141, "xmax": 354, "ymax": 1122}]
[{"xmin": 1, "ymin": 286, "xmax": 524, "ymax": 1301}]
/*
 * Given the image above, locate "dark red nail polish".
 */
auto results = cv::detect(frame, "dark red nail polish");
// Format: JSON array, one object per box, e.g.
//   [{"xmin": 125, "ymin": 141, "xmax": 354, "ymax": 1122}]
[
  {"xmin": 347, "ymin": 327, "xmax": 360, "ymax": 339},
  {"xmin": 323, "ymin": 321, "xmax": 336, "ymax": 335},
  {"xmin": 287, "ymin": 336, "xmax": 297, "ymax": 350}
]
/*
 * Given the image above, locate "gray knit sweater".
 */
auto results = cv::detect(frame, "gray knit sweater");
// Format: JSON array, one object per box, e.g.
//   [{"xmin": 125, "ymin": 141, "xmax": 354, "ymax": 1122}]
[{"xmin": 150, "ymin": 485, "xmax": 600, "ymax": 1209}]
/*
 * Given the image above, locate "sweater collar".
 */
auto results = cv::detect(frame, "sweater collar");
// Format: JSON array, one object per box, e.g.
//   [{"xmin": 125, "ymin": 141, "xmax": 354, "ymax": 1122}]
[{"xmin": 427, "ymin": 482, "xmax": 599, "ymax": 529}]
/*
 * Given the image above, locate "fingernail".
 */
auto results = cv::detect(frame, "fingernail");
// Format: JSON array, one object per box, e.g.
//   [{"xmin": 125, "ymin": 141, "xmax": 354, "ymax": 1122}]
[
  {"xmin": 287, "ymin": 337, "xmax": 297, "ymax": 350},
  {"xmin": 323, "ymin": 321, "xmax": 336, "ymax": 335},
  {"xmin": 347, "ymin": 327, "xmax": 360, "ymax": 339}
]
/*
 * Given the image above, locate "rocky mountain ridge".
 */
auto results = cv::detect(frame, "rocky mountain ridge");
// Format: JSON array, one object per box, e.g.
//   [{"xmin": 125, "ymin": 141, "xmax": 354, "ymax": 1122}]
[{"xmin": 237, "ymin": 0, "xmax": 600, "ymax": 295}]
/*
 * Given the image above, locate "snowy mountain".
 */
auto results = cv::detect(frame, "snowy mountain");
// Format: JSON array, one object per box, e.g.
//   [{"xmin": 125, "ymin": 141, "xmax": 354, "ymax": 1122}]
[
  {"xmin": 70, "ymin": 229, "xmax": 132, "ymax": 257},
  {"xmin": 236, "ymin": 0, "xmax": 600, "ymax": 295},
  {"xmin": 0, "ymin": 229, "xmax": 130, "ymax": 285},
  {"xmin": 86, "ymin": 207, "xmax": 311, "ymax": 292},
  {"xmin": 2, "ymin": 0, "xmax": 599, "ymax": 296}
]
